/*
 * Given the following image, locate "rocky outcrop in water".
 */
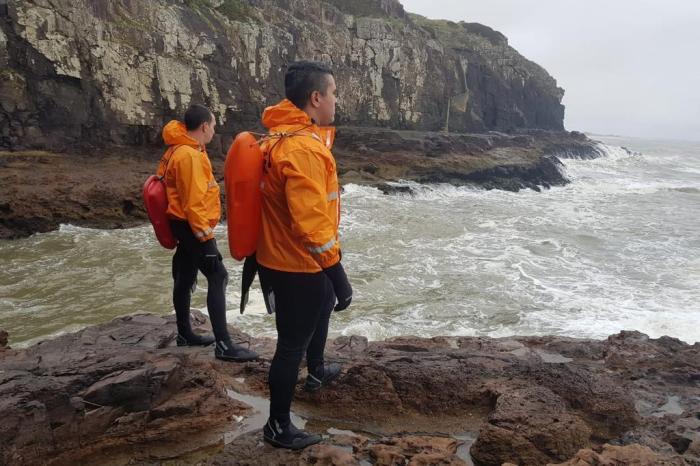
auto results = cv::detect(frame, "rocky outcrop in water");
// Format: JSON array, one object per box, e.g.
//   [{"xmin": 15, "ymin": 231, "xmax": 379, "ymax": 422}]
[
  {"xmin": 0, "ymin": 129, "xmax": 602, "ymax": 239},
  {"xmin": 1, "ymin": 313, "xmax": 698, "ymax": 465},
  {"xmin": 0, "ymin": 0, "xmax": 565, "ymax": 151}
]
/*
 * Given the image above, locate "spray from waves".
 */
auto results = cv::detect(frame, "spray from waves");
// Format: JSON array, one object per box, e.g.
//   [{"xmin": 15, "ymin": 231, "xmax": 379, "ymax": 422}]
[
  {"xmin": 336, "ymin": 138, "xmax": 700, "ymax": 344},
  {"xmin": 594, "ymin": 143, "xmax": 641, "ymax": 159}
]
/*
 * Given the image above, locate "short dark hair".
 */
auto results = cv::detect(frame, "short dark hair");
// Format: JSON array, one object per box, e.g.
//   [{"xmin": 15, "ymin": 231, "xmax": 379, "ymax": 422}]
[
  {"xmin": 184, "ymin": 104, "xmax": 213, "ymax": 131},
  {"xmin": 285, "ymin": 60, "xmax": 334, "ymax": 109}
]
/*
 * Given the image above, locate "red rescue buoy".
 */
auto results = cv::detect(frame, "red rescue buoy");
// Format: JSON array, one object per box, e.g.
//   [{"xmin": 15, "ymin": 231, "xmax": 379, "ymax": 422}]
[
  {"xmin": 143, "ymin": 175, "xmax": 177, "ymax": 249},
  {"xmin": 224, "ymin": 132, "xmax": 263, "ymax": 261}
]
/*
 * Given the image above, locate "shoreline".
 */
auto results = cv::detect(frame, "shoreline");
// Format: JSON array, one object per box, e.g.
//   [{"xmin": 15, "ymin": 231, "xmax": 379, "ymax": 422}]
[
  {"xmin": 1, "ymin": 312, "xmax": 698, "ymax": 465},
  {"xmin": 0, "ymin": 128, "xmax": 602, "ymax": 240}
]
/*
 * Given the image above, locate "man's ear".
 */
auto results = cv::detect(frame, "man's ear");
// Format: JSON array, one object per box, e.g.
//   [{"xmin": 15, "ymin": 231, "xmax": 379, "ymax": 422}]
[{"xmin": 310, "ymin": 90, "xmax": 321, "ymax": 108}]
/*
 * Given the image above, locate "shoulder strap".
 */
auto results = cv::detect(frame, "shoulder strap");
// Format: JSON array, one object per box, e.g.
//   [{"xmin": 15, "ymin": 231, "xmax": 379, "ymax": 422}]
[{"xmin": 158, "ymin": 144, "xmax": 184, "ymax": 180}]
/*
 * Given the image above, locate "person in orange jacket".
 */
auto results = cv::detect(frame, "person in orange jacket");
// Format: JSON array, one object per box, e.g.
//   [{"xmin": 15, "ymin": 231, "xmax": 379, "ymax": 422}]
[
  {"xmin": 257, "ymin": 61, "xmax": 352, "ymax": 450},
  {"xmin": 158, "ymin": 104, "xmax": 258, "ymax": 362}
]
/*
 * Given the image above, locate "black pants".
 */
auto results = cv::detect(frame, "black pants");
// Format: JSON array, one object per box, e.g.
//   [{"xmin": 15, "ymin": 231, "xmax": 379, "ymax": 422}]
[
  {"xmin": 170, "ymin": 220, "xmax": 230, "ymax": 341},
  {"xmin": 259, "ymin": 265, "xmax": 335, "ymax": 425}
]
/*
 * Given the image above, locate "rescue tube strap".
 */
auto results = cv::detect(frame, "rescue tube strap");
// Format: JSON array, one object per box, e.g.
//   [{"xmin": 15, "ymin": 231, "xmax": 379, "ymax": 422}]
[
  {"xmin": 158, "ymin": 144, "xmax": 185, "ymax": 182},
  {"xmin": 240, "ymin": 255, "xmax": 258, "ymax": 314},
  {"xmin": 307, "ymin": 238, "xmax": 336, "ymax": 255}
]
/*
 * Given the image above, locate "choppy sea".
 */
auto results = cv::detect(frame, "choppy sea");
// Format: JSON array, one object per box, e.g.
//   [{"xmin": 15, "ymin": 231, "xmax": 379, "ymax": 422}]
[{"xmin": 2, "ymin": 135, "xmax": 699, "ymax": 346}]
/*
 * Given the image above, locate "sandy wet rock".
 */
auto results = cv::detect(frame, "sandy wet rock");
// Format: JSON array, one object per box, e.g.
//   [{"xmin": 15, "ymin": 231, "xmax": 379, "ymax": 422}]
[{"xmin": 547, "ymin": 443, "xmax": 689, "ymax": 465}]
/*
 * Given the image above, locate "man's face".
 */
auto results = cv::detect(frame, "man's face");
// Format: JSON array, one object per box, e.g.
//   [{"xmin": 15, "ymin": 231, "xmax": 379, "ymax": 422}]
[
  {"xmin": 316, "ymin": 75, "xmax": 337, "ymax": 126},
  {"xmin": 202, "ymin": 114, "xmax": 216, "ymax": 144}
]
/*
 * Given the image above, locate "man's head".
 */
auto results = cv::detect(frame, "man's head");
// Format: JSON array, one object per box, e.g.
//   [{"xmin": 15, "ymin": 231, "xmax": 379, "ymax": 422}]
[
  {"xmin": 285, "ymin": 60, "xmax": 337, "ymax": 126},
  {"xmin": 184, "ymin": 104, "xmax": 216, "ymax": 146}
]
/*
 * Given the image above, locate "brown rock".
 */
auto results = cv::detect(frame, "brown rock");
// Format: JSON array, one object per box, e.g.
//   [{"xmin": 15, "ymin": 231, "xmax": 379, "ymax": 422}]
[
  {"xmin": 1, "ymin": 315, "xmax": 699, "ymax": 466},
  {"xmin": 547, "ymin": 443, "xmax": 688, "ymax": 465},
  {"xmin": 471, "ymin": 387, "xmax": 592, "ymax": 466},
  {"xmin": 369, "ymin": 436, "xmax": 466, "ymax": 466},
  {"xmin": 370, "ymin": 443, "xmax": 407, "ymax": 465},
  {"xmin": 0, "ymin": 312, "xmax": 247, "ymax": 466},
  {"xmin": 304, "ymin": 444, "xmax": 359, "ymax": 466}
]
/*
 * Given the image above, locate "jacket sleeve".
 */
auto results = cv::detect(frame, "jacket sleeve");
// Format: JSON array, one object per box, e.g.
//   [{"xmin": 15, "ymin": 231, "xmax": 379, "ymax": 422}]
[
  {"xmin": 282, "ymin": 150, "xmax": 340, "ymax": 269},
  {"xmin": 175, "ymin": 152, "xmax": 215, "ymax": 242}
]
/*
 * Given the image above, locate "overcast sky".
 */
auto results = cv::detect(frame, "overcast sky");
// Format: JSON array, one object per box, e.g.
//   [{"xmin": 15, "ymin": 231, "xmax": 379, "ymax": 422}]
[{"xmin": 401, "ymin": 0, "xmax": 700, "ymax": 141}]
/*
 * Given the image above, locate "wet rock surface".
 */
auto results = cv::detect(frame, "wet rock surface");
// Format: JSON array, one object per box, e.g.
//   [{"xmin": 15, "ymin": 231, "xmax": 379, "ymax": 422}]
[
  {"xmin": 0, "ymin": 151, "xmax": 151, "ymax": 239},
  {"xmin": 547, "ymin": 443, "xmax": 690, "ymax": 465},
  {"xmin": 0, "ymin": 128, "xmax": 601, "ymax": 239},
  {"xmin": 1, "ymin": 314, "xmax": 698, "ymax": 465}
]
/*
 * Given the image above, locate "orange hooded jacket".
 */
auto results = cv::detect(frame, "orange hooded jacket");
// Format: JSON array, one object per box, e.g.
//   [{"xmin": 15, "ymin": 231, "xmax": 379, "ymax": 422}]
[
  {"xmin": 157, "ymin": 120, "xmax": 220, "ymax": 242},
  {"xmin": 256, "ymin": 99, "xmax": 341, "ymax": 272}
]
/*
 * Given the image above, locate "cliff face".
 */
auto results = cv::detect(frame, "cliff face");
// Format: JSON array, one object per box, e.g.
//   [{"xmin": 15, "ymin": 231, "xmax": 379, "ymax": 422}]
[{"xmin": 0, "ymin": 0, "xmax": 565, "ymax": 151}]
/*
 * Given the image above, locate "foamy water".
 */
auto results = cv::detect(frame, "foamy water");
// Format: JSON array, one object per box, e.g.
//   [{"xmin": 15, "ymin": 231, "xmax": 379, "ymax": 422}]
[{"xmin": 1, "ymin": 136, "xmax": 699, "ymax": 346}]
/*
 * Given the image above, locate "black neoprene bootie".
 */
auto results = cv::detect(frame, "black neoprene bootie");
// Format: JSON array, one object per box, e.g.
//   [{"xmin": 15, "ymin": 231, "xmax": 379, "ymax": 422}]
[
  {"xmin": 214, "ymin": 339, "xmax": 259, "ymax": 362},
  {"xmin": 263, "ymin": 418, "xmax": 322, "ymax": 450},
  {"xmin": 304, "ymin": 362, "xmax": 341, "ymax": 392},
  {"xmin": 176, "ymin": 332, "xmax": 215, "ymax": 347}
]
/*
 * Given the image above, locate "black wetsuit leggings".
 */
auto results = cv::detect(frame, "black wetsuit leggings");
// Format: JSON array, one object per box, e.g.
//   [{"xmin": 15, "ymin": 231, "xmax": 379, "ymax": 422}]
[
  {"xmin": 170, "ymin": 220, "xmax": 230, "ymax": 341},
  {"xmin": 259, "ymin": 265, "xmax": 335, "ymax": 425}
]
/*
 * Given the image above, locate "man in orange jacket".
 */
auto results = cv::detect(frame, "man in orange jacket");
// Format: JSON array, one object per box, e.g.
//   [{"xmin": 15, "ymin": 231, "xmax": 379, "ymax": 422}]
[
  {"xmin": 158, "ymin": 104, "xmax": 258, "ymax": 362},
  {"xmin": 257, "ymin": 61, "xmax": 352, "ymax": 450}
]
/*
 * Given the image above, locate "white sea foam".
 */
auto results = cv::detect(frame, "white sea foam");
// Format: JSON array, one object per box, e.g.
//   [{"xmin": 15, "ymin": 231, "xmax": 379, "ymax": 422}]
[{"xmin": 2, "ymin": 137, "xmax": 699, "ymax": 345}]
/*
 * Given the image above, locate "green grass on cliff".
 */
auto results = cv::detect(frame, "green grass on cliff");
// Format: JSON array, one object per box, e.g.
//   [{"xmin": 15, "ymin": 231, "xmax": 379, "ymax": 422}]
[
  {"xmin": 409, "ymin": 13, "xmax": 494, "ymax": 50},
  {"xmin": 218, "ymin": 0, "xmax": 253, "ymax": 22}
]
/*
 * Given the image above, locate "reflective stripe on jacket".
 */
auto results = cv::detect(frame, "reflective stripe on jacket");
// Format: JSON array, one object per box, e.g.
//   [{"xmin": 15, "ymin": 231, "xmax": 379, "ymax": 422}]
[
  {"xmin": 256, "ymin": 99, "xmax": 341, "ymax": 272},
  {"xmin": 157, "ymin": 120, "xmax": 220, "ymax": 242}
]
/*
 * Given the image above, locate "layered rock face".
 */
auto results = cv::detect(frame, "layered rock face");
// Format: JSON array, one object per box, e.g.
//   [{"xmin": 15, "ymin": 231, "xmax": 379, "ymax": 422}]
[{"xmin": 0, "ymin": 0, "xmax": 565, "ymax": 151}]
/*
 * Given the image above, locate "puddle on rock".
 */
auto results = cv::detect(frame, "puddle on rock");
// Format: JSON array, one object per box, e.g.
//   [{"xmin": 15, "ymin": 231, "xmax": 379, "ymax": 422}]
[
  {"xmin": 653, "ymin": 395, "xmax": 684, "ymax": 417},
  {"xmin": 225, "ymin": 388, "xmax": 307, "ymax": 443},
  {"xmin": 454, "ymin": 432, "xmax": 477, "ymax": 466},
  {"xmin": 535, "ymin": 349, "xmax": 573, "ymax": 363}
]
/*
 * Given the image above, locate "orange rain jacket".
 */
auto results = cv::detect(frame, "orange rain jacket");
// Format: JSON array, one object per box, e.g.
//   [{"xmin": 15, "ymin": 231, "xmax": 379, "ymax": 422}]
[
  {"xmin": 157, "ymin": 120, "xmax": 220, "ymax": 242},
  {"xmin": 256, "ymin": 99, "xmax": 341, "ymax": 272}
]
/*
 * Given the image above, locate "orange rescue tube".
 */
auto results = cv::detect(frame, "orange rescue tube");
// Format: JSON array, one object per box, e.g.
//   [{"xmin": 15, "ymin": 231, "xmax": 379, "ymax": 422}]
[{"xmin": 224, "ymin": 132, "xmax": 263, "ymax": 261}]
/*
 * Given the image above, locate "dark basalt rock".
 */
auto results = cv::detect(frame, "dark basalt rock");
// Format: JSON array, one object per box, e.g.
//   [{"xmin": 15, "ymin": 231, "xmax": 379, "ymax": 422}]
[
  {"xmin": 376, "ymin": 183, "xmax": 415, "ymax": 195},
  {"xmin": 417, "ymin": 156, "xmax": 568, "ymax": 192}
]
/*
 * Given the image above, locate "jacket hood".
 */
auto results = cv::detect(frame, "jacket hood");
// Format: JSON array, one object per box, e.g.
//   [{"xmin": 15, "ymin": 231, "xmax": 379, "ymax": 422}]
[
  {"xmin": 262, "ymin": 99, "xmax": 313, "ymax": 130},
  {"xmin": 162, "ymin": 120, "xmax": 200, "ymax": 147}
]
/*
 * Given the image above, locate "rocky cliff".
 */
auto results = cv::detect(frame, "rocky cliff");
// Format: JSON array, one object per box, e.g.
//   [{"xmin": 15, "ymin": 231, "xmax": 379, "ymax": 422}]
[{"xmin": 0, "ymin": 0, "xmax": 565, "ymax": 151}]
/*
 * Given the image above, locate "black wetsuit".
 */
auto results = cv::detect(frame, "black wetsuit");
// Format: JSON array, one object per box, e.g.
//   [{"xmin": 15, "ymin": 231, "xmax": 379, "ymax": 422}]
[
  {"xmin": 258, "ymin": 265, "xmax": 335, "ymax": 425},
  {"xmin": 170, "ymin": 220, "xmax": 229, "ymax": 341}
]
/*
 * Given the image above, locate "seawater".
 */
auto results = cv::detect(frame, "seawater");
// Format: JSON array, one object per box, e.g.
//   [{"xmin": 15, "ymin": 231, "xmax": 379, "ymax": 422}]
[{"xmin": 1, "ymin": 136, "xmax": 699, "ymax": 347}]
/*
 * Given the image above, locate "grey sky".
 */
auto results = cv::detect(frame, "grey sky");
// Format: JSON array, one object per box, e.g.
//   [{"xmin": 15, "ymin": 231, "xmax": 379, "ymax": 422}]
[{"xmin": 401, "ymin": 0, "xmax": 700, "ymax": 141}]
